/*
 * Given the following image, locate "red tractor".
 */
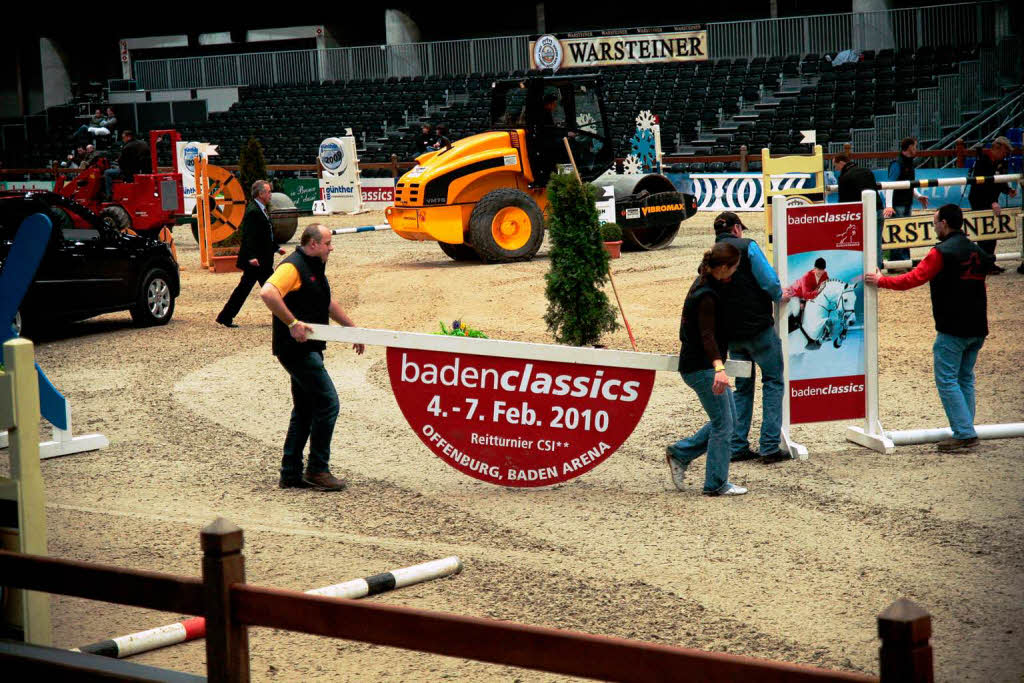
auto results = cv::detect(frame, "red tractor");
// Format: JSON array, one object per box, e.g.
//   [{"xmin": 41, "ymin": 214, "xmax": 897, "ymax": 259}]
[{"xmin": 54, "ymin": 129, "xmax": 184, "ymax": 240}]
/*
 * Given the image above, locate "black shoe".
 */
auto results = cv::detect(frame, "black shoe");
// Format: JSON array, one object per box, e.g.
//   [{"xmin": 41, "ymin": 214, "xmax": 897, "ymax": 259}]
[
  {"xmin": 279, "ymin": 477, "xmax": 312, "ymax": 489},
  {"xmin": 1017, "ymin": 263, "xmax": 1024, "ymax": 275},
  {"xmin": 760, "ymin": 451, "xmax": 791, "ymax": 464},
  {"xmin": 731, "ymin": 447, "xmax": 761, "ymax": 462},
  {"xmin": 216, "ymin": 317, "xmax": 238, "ymax": 328},
  {"xmin": 990, "ymin": 264, "xmax": 1005, "ymax": 275}
]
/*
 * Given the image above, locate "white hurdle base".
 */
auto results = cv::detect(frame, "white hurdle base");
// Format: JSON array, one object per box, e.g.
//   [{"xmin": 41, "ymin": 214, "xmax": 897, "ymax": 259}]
[
  {"xmin": 780, "ymin": 429, "xmax": 808, "ymax": 460},
  {"xmin": 886, "ymin": 422, "xmax": 1024, "ymax": 446},
  {"xmin": 845, "ymin": 422, "xmax": 896, "ymax": 455},
  {"xmin": 0, "ymin": 402, "xmax": 109, "ymax": 460}
]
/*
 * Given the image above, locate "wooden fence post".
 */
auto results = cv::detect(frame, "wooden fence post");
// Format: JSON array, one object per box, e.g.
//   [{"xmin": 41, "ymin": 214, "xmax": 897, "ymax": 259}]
[
  {"xmin": 955, "ymin": 139, "xmax": 966, "ymax": 168},
  {"xmin": 739, "ymin": 145, "xmax": 748, "ymax": 172},
  {"xmin": 201, "ymin": 518, "xmax": 249, "ymax": 683},
  {"xmin": 878, "ymin": 599, "xmax": 933, "ymax": 683},
  {"xmin": 843, "ymin": 142, "xmax": 852, "ymax": 156},
  {"xmin": 391, "ymin": 154, "xmax": 399, "ymax": 179}
]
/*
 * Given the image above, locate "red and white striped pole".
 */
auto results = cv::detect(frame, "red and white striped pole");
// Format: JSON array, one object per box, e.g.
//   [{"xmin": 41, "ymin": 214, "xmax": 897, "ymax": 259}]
[{"xmin": 73, "ymin": 555, "xmax": 462, "ymax": 659}]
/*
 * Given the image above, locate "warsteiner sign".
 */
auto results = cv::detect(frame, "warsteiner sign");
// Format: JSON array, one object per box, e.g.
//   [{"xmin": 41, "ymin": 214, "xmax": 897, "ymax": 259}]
[
  {"xmin": 530, "ymin": 25, "xmax": 707, "ymax": 70},
  {"xmin": 882, "ymin": 208, "xmax": 1019, "ymax": 249},
  {"xmin": 387, "ymin": 348, "xmax": 655, "ymax": 486}
]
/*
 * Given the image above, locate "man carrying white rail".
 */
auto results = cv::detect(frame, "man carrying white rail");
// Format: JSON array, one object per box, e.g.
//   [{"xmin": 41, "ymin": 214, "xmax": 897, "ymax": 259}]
[{"xmin": 865, "ymin": 204, "xmax": 994, "ymax": 452}]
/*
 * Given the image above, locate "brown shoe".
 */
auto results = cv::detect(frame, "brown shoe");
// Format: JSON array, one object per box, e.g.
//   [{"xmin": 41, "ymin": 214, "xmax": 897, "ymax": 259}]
[
  {"xmin": 936, "ymin": 437, "xmax": 979, "ymax": 452},
  {"xmin": 302, "ymin": 470, "xmax": 347, "ymax": 491}
]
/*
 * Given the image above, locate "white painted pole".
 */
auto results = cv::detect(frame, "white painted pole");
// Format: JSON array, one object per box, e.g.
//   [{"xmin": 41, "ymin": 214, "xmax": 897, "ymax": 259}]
[
  {"xmin": 887, "ymin": 423, "xmax": 1024, "ymax": 445},
  {"xmin": 862, "ymin": 190, "xmax": 881, "ymax": 438},
  {"xmin": 772, "ymin": 196, "xmax": 807, "ymax": 459},
  {"xmin": 884, "ymin": 251, "xmax": 1021, "ymax": 270},
  {"xmin": 825, "ymin": 173, "xmax": 1023, "ymax": 192}
]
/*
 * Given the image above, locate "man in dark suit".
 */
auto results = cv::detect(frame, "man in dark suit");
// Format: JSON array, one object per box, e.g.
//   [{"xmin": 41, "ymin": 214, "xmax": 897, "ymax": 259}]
[{"xmin": 216, "ymin": 179, "xmax": 285, "ymax": 327}]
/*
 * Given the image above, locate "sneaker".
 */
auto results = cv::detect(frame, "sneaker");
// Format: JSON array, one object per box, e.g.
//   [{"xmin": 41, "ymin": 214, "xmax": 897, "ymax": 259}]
[
  {"xmin": 760, "ymin": 451, "xmax": 791, "ymax": 464},
  {"xmin": 302, "ymin": 470, "xmax": 347, "ymax": 491},
  {"xmin": 665, "ymin": 448, "xmax": 689, "ymax": 491},
  {"xmin": 731, "ymin": 446, "xmax": 760, "ymax": 462},
  {"xmin": 936, "ymin": 437, "xmax": 979, "ymax": 452},
  {"xmin": 703, "ymin": 482, "xmax": 749, "ymax": 496}
]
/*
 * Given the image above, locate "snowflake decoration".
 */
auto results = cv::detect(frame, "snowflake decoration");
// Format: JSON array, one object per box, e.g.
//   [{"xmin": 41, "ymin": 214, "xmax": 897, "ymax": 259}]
[
  {"xmin": 630, "ymin": 128, "xmax": 657, "ymax": 171},
  {"xmin": 622, "ymin": 155, "xmax": 643, "ymax": 175},
  {"xmin": 575, "ymin": 112, "xmax": 597, "ymax": 133},
  {"xmin": 635, "ymin": 110, "xmax": 657, "ymax": 131}
]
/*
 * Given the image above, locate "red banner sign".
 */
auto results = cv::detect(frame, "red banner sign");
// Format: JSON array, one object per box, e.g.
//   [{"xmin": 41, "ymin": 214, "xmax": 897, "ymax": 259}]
[
  {"xmin": 784, "ymin": 203, "xmax": 866, "ymax": 424},
  {"xmin": 386, "ymin": 348, "xmax": 656, "ymax": 486}
]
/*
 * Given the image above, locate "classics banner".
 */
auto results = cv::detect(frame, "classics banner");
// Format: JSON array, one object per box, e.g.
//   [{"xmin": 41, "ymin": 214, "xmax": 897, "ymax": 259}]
[
  {"xmin": 782, "ymin": 203, "xmax": 867, "ymax": 424},
  {"xmin": 386, "ymin": 348, "xmax": 655, "ymax": 486},
  {"xmin": 530, "ymin": 25, "xmax": 707, "ymax": 70}
]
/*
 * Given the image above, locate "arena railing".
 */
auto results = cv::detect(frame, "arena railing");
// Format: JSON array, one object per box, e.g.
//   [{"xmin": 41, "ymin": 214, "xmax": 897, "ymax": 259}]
[
  {"xmin": 129, "ymin": 1, "xmax": 1008, "ymax": 91},
  {"xmin": 0, "ymin": 518, "xmax": 929, "ymax": 682}
]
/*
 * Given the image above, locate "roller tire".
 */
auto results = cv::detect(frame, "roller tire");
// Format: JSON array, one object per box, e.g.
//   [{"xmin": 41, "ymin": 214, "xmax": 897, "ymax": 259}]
[
  {"xmin": 468, "ymin": 188, "xmax": 545, "ymax": 263},
  {"xmin": 438, "ymin": 241, "xmax": 480, "ymax": 261},
  {"xmin": 130, "ymin": 267, "xmax": 176, "ymax": 327},
  {"xmin": 100, "ymin": 205, "xmax": 133, "ymax": 233}
]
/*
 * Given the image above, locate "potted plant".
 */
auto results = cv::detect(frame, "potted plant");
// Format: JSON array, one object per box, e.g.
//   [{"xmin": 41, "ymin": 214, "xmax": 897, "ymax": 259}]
[
  {"xmin": 543, "ymin": 174, "xmax": 619, "ymax": 347},
  {"xmin": 600, "ymin": 222, "xmax": 623, "ymax": 259}
]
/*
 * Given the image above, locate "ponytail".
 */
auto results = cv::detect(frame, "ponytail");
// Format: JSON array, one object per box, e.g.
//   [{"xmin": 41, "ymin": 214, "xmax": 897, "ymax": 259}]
[{"xmin": 696, "ymin": 242, "xmax": 741, "ymax": 285}]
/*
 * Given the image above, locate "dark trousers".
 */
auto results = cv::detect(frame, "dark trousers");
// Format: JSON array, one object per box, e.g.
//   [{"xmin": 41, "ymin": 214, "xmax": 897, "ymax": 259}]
[
  {"xmin": 277, "ymin": 350, "xmax": 339, "ymax": 479},
  {"xmin": 969, "ymin": 198, "xmax": 999, "ymax": 256},
  {"xmin": 217, "ymin": 263, "xmax": 271, "ymax": 323}
]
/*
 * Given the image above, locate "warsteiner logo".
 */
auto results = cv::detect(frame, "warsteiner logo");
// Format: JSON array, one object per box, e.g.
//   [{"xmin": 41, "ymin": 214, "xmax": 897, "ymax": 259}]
[
  {"xmin": 533, "ymin": 35, "xmax": 563, "ymax": 70},
  {"xmin": 642, "ymin": 203, "xmax": 683, "ymax": 215}
]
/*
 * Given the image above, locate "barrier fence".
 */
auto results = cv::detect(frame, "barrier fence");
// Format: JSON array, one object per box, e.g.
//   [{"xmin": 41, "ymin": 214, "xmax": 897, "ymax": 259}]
[
  {"xmin": 0, "ymin": 522, "xmax": 931, "ymax": 682},
  {"xmin": 129, "ymin": 1, "xmax": 1010, "ymax": 91}
]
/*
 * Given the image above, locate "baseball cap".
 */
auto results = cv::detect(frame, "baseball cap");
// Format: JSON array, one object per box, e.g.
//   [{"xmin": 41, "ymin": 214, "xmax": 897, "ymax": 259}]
[
  {"xmin": 992, "ymin": 136, "xmax": 1013, "ymax": 150},
  {"xmin": 713, "ymin": 211, "xmax": 747, "ymax": 233}
]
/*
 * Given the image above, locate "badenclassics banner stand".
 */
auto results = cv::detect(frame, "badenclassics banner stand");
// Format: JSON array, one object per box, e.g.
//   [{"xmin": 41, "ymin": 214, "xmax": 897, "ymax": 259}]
[
  {"xmin": 308, "ymin": 326, "xmax": 751, "ymax": 487},
  {"xmin": 772, "ymin": 191, "xmax": 891, "ymax": 457}
]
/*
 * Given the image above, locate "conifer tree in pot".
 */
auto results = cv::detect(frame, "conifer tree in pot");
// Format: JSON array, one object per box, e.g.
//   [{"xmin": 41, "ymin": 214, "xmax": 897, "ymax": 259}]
[
  {"xmin": 238, "ymin": 137, "xmax": 267, "ymax": 201},
  {"xmin": 543, "ymin": 174, "xmax": 619, "ymax": 347}
]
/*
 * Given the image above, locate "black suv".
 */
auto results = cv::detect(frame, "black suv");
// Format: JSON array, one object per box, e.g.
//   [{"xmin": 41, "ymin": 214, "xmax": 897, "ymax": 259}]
[{"xmin": 1, "ymin": 191, "xmax": 180, "ymax": 331}]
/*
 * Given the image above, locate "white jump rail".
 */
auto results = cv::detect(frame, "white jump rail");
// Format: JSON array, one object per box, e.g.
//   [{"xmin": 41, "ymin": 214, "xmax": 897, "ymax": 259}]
[
  {"xmin": 307, "ymin": 325, "xmax": 752, "ymax": 377},
  {"xmin": 825, "ymin": 173, "xmax": 1023, "ymax": 193}
]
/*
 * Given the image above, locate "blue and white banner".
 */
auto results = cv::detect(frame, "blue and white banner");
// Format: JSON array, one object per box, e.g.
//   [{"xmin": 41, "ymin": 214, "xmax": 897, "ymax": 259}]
[{"xmin": 666, "ymin": 172, "xmax": 819, "ymax": 212}]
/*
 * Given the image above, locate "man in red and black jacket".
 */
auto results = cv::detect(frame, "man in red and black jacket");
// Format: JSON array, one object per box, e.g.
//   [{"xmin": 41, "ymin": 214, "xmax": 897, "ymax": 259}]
[{"xmin": 865, "ymin": 204, "xmax": 995, "ymax": 452}]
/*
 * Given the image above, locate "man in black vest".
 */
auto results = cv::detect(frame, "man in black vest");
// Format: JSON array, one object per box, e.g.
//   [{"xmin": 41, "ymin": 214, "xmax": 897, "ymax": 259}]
[
  {"xmin": 834, "ymin": 153, "xmax": 886, "ymax": 267},
  {"xmin": 712, "ymin": 212, "xmax": 789, "ymax": 464},
  {"xmin": 216, "ymin": 180, "xmax": 285, "ymax": 327},
  {"xmin": 882, "ymin": 137, "xmax": 929, "ymax": 263},
  {"xmin": 260, "ymin": 224, "xmax": 365, "ymax": 490},
  {"xmin": 866, "ymin": 204, "xmax": 995, "ymax": 451},
  {"xmin": 968, "ymin": 136, "xmax": 1018, "ymax": 273}
]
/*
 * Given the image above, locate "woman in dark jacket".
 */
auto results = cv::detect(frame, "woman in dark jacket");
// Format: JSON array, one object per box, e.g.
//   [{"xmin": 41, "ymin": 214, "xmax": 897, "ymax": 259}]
[{"xmin": 666, "ymin": 242, "xmax": 748, "ymax": 496}]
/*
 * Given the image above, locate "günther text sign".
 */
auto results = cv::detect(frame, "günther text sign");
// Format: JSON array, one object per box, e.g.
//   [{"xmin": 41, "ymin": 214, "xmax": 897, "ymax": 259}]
[
  {"xmin": 530, "ymin": 25, "xmax": 707, "ymax": 71},
  {"xmin": 388, "ymin": 348, "xmax": 654, "ymax": 486},
  {"xmin": 882, "ymin": 207, "xmax": 1019, "ymax": 249}
]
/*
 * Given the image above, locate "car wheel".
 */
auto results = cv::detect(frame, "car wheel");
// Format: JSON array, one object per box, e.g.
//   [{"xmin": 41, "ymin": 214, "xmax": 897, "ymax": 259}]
[
  {"xmin": 468, "ymin": 188, "xmax": 544, "ymax": 263},
  {"xmin": 131, "ymin": 267, "xmax": 175, "ymax": 327},
  {"xmin": 438, "ymin": 241, "xmax": 479, "ymax": 261},
  {"xmin": 100, "ymin": 205, "xmax": 133, "ymax": 232}
]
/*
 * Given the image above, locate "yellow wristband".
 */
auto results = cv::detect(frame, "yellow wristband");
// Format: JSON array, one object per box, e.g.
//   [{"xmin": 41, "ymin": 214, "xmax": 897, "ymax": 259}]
[
  {"xmin": 713, "ymin": 363, "xmax": 725, "ymax": 372},
  {"xmin": 287, "ymin": 319, "xmax": 299, "ymax": 329}
]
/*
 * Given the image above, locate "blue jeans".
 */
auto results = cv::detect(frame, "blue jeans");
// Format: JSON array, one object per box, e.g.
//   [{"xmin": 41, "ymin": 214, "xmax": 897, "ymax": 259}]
[
  {"xmin": 669, "ymin": 369, "xmax": 735, "ymax": 493},
  {"xmin": 277, "ymin": 350, "xmax": 340, "ymax": 479},
  {"xmin": 103, "ymin": 168, "xmax": 122, "ymax": 198},
  {"xmin": 886, "ymin": 205, "xmax": 912, "ymax": 262},
  {"xmin": 728, "ymin": 326, "xmax": 783, "ymax": 455},
  {"xmin": 933, "ymin": 333, "xmax": 984, "ymax": 440}
]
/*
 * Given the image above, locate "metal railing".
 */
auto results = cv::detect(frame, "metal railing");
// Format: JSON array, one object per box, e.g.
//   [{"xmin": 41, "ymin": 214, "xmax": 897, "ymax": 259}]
[{"xmin": 131, "ymin": 1, "xmax": 1009, "ymax": 91}]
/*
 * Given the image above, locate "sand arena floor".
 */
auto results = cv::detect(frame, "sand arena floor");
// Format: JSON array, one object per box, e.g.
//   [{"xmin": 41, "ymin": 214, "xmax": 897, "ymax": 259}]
[{"xmin": 6, "ymin": 210, "xmax": 1023, "ymax": 681}]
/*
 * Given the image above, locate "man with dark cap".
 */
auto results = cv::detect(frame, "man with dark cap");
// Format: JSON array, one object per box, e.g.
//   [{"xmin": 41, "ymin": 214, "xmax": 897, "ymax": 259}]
[{"xmin": 712, "ymin": 212, "xmax": 789, "ymax": 463}]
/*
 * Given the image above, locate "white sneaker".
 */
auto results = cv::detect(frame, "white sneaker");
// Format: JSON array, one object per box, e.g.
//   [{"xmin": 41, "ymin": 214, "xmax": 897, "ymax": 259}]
[
  {"xmin": 703, "ymin": 482, "xmax": 748, "ymax": 497},
  {"xmin": 665, "ymin": 448, "xmax": 688, "ymax": 491}
]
